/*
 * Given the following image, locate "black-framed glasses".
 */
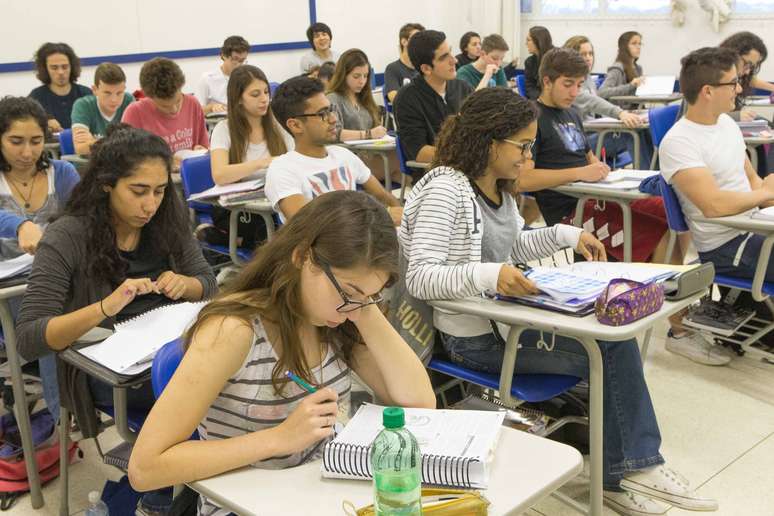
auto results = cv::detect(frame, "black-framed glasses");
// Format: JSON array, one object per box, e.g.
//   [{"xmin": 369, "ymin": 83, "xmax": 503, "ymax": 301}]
[
  {"xmin": 293, "ymin": 107, "xmax": 335, "ymax": 122},
  {"xmin": 502, "ymin": 138, "xmax": 536, "ymax": 155},
  {"xmin": 711, "ymin": 77, "xmax": 741, "ymax": 88},
  {"xmin": 320, "ymin": 262, "xmax": 384, "ymax": 313},
  {"xmin": 740, "ymin": 59, "xmax": 760, "ymax": 74}
]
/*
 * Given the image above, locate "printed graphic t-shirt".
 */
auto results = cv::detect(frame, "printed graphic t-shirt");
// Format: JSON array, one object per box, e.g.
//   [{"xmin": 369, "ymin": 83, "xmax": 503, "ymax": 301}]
[{"xmin": 121, "ymin": 95, "xmax": 209, "ymax": 152}]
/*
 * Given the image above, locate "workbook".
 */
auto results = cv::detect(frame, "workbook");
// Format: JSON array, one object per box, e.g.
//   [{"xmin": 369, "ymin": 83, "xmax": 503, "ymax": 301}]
[
  {"xmin": 321, "ymin": 403, "xmax": 505, "ymax": 488},
  {"xmin": 78, "ymin": 301, "xmax": 207, "ymax": 375}
]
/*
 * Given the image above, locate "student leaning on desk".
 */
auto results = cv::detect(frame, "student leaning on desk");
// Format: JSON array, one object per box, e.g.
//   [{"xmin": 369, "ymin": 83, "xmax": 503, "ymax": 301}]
[
  {"xmin": 128, "ymin": 191, "xmax": 434, "ymax": 515},
  {"xmin": 399, "ymin": 87, "xmax": 717, "ymax": 515}
]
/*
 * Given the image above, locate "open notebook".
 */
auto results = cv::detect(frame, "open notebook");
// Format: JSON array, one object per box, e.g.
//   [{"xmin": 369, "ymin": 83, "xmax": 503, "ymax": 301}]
[
  {"xmin": 321, "ymin": 403, "xmax": 505, "ymax": 488},
  {"xmin": 78, "ymin": 301, "xmax": 207, "ymax": 375}
]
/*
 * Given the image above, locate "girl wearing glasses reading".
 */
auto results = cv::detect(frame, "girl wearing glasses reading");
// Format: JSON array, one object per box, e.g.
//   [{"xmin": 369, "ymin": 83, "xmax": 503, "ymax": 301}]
[
  {"xmin": 399, "ymin": 88, "xmax": 716, "ymax": 514},
  {"xmin": 128, "ymin": 190, "xmax": 434, "ymax": 514}
]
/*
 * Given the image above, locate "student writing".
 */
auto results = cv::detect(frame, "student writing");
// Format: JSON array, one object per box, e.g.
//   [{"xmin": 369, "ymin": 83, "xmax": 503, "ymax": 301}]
[{"xmin": 196, "ymin": 36, "xmax": 250, "ymax": 115}]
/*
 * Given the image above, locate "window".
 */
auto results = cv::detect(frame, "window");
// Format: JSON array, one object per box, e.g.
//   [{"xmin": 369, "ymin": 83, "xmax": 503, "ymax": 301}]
[
  {"xmin": 521, "ymin": 0, "xmax": 533, "ymax": 14},
  {"xmin": 540, "ymin": 0, "xmax": 599, "ymax": 15},
  {"xmin": 607, "ymin": 0, "xmax": 670, "ymax": 14},
  {"xmin": 733, "ymin": 0, "xmax": 774, "ymax": 12}
]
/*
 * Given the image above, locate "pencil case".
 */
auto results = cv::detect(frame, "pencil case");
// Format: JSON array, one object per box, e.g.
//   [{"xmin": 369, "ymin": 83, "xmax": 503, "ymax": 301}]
[
  {"xmin": 594, "ymin": 279, "xmax": 664, "ymax": 326},
  {"xmin": 344, "ymin": 487, "xmax": 490, "ymax": 515}
]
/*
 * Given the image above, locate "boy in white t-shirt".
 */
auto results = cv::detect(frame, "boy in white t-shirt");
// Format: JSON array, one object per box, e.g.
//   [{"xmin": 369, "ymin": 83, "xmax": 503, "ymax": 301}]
[
  {"xmin": 660, "ymin": 46, "xmax": 774, "ymax": 364},
  {"xmin": 196, "ymin": 36, "xmax": 249, "ymax": 115},
  {"xmin": 266, "ymin": 76, "xmax": 402, "ymax": 224}
]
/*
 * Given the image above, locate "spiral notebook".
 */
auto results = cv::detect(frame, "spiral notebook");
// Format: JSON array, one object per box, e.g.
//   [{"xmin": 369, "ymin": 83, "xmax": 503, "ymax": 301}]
[
  {"xmin": 78, "ymin": 301, "xmax": 207, "ymax": 375},
  {"xmin": 321, "ymin": 403, "xmax": 505, "ymax": 488}
]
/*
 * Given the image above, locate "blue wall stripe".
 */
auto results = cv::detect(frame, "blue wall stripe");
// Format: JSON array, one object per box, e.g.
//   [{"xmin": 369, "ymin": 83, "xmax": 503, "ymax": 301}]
[{"xmin": 0, "ymin": 1, "xmax": 316, "ymax": 74}]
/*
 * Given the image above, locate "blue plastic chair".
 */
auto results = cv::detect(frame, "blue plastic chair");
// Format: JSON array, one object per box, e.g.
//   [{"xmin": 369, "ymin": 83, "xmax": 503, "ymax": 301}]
[
  {"xmin": 595, "ymin": 74, "xmax": 605, "ymax": 89},
  {"xmin": 516, "ymin": 74, "xmax": 526, "ymax": 97},
  {"xmin": 58, "ymin": 128, "xmax": 75, "ymax": 155},
  {"xmin": 150, "ymin": 338, "xmax": 200, "ymax": 439},
  {"xmin": 394, "ymin": 135, "xmax": 413, "ymax": 202},
  {"xmin": 269, "ymin": 82, "xmax": 280, "ymax": 97},
  {"xmin": 647, "ymin": 104, "xmax": 681, "ymax": 169},
  {"xmin": 179, "ymin": 154, "xmax": 253, "ymax": 263}
]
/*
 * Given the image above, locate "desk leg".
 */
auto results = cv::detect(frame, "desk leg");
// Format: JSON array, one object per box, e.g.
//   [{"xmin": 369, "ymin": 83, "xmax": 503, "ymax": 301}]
[
  {"xmin": 748, "ymin": 144, "xmax": 759, "ymax": 172},
  {"xmin": 631, "ymin": 129, "xmax": 641, "ymax": 170},
  {"xmin": 380, "ymin": 152, "xmax": 392, "ymax": 191},
  {"xmin": 228, "ymin": 209, "xmax": 244, "ymax": 266},
  {"xmin": 619, "ymin": 200, "xmax": 633, "ymax": 262},
  {"xmin": 0, "ymin": 299, "xmax": 44, "ymax": 509},
  {"xmin": 259, "ymin": 212, "xmax": 275, "ymax": 241},
  {"xmin": 640, "ymin": 328, "xmax": 653, "ymax": 363},
  {"xmin": 572, "ymin": 197, "xmax": 588, "ymax": 228},
  {"xmin": 497, "ymin": 326, "xmax": 525, "ymax": 408},
  {"xmin": 59, "ymin": 406, "xmax": 70, "ymax": 516},
  {"xmin": 579, "ymin": 336, "xmax": 604, "ymax": 516},
  {"xmin": 595, "ymin": 131, "xmax": 609, "ymax": 160},
  {"xmin": 112, "ymin": 387, "xmax": 137, "ymax": 443},
  {"xmin": 751, "ymin": 233, "xmax": 774, "ymax": 302}
]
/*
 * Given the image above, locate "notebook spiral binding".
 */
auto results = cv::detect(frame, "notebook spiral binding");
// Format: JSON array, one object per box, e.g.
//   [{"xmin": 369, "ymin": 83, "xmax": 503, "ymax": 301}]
[
  {"xmin": 322, "ymin": 442, "xmax": 478, "ymax": 488},
  {"xmin": 113, "ymin": 300, "xmax": 207, "ymax": 329}
]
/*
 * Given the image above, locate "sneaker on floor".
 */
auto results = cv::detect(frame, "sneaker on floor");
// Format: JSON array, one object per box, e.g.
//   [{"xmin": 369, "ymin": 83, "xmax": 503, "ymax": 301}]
[
  {"xmin": 665, "ymin": 330, "xmax": 732, "ymax": 366},
  {"xmin": 604, "ymin": 490, "xmax": 670, "ymax": 515},
  {"xmin": 621, "ymin": 465, "xmax": 718, "ymax": 511}
]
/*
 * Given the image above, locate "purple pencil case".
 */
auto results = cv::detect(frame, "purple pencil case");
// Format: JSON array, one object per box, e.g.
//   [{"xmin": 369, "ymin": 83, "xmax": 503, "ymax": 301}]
[{"xmin": 594, "ymin": 279, "xmax": 664, "ymax": 326}]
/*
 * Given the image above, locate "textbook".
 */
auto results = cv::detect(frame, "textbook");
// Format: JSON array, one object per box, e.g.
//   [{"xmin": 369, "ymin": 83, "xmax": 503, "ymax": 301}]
[
  {"xmin": 0, "ymin": 253, "xmax": 33, "ymax": 280},
  {"xmin": 321, "ymin": 403, "xmax": 505, "ymax": 488},
  {"xmin": 188, "ymin": 178, "xmax": 265, "ymax": 202},
  {"xmin": 78, "ymin": 301, "xmax": 207, "ymax": 375}
]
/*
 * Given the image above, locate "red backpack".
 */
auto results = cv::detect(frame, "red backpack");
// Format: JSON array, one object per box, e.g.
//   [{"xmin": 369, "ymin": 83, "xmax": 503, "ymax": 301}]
[{"xmin": 0, "ymin": 410, "xmax": 79, "ymax": 510}]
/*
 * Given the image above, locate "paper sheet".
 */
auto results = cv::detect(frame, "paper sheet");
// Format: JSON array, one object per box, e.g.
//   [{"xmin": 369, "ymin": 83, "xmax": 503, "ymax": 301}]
[
  {"xmin": 636, "ymin": 75, "xmax": 676, "ymax": 96},
  {"xmin": 0, "ymin": 254, "xmax": 33, "ymax": 280}
]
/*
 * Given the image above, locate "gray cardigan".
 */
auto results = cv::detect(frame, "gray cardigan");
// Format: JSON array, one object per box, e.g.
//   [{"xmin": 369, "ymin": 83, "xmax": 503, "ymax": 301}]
[
  {"xmin": 598, "ymin": 61, "xmax": 643, "ymax": 99},
  {"xmin": 574, "ymin": 75, "xmax": 623, "ymax": 120},
  {"xmin": 326, "ymin": 91, "xmax": 376, "ymax": 140},
  {"xmin": 16, "ymin": 215, "xmax": 217, "ymax": 437}
]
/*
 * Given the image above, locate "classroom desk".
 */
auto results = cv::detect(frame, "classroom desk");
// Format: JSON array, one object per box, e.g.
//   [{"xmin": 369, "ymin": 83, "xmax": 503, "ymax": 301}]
[
  {"xmin": 744, "ymin": 134, "xmax": 774, "ymax": 171},
  {"xmin": 197, "ymin": 197, "xmax": 275, "ymax": 265},
  {"xmin": 44, "ymin": 141, "xmax": 61, "ymax": 159},
  {"xmin": 553, "ymin": 182, "xmax": 652, "ymax": 262},
  {"xmin": 205, "ymin": 112, "xmax": 226, "ymax": 132},
  {"xmin": 429, "ymin": 292, "xmax": 704, "ymax": 516},
  {"xmin": 0, "ymin": 283, "xmax": 44, "ymax": 509},
  {"xmin": 189, "ymin": 426, "xmax": 583, "ymax": 516},
  {"xmin": 583, "ymin": 118, "xmax": 649, "ymax": 170},
  {"xmin": 338, "ymin": 140, "xmax": 396, "ymax": 189},
  {"xmin": 609, "ymin": 93, "xmax": 682, "ymax": 107}
]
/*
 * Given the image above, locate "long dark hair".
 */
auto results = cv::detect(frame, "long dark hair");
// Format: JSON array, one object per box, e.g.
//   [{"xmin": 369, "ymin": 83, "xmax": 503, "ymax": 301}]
[
  {"xmin": 432, "ymin": 88, "xmax": 538, "ymax": 194},
  {"xmin": 720, "ymin": 31, "xmax": 768, "ymax": 97},
  {"xmin": 226, "ymin": 65, "xmax": 288, "ymax": 164},
  {"xmin": 0, "ymin": 96, "xmax": 51, "ymax": 173},
  {"xmin": 326, "ymin": 49, "xmax": 380, "ymax": 126},
  {"xmin": 615, "ymin": 31, "xmax": 641, "ymax": 82},
  {"xmin": 184, "ymin": 190, "xmax": 398, "ymax": 395},
  {"xmin": 529, "ymin": 26, "xmax": 554, "ymax": 60},
  {"xmin": 34, "ymin": 42, "xmax": 81, "ymax": 85},
  {"xmin": 64, "ymin": 124, "xmax": 188, "ymax": 286}
]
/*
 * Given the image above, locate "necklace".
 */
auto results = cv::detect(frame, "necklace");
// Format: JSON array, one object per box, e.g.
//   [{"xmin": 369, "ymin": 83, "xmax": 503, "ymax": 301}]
[{"xmin": 7, "ymin": 172, "xmax": 38, "ymax": 210}]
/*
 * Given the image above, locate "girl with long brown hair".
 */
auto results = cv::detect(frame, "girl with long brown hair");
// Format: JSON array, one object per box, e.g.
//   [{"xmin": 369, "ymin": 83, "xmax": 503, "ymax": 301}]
[
  {"xmin": 523, "ymin": 26, "xmax": 554, "ymax": 99},
  {"xmin": 598, "ymin": 31, "xmax": 645, "ymax": 102},
  {"xmin": 128, "ymin": 191, "xmax": 434, "ymax": 513}
]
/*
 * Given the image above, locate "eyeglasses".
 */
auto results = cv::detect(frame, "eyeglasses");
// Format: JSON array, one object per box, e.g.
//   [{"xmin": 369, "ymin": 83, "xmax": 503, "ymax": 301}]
[
  {"xmin": 293, "ymin": 107, "xmax": 335, "ymax": 123},
  {"xmin": 502, "ymin": 138, "xmax": 536, "ymax": 155},
  {"xmin": 740, "ymin": 59, "xmax": 760, "ymax": 74},
  {"xmin": 320, "ymin": 262, "xmax": 384, "ymax": 313},
  {"xmin": 710, "ymin": 77, "xmax": 741, "ymax": 88}
]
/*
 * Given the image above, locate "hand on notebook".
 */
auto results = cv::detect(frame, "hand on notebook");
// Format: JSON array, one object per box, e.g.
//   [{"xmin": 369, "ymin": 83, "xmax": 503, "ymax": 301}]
[
  {"xmin": 576, "ymin": 162, "xmax": 611, "ymax": 183},
  {"xmin": 156, "ymin": 271, "xmax": 188, "ymax": 300},
  {"xmin": 370, "ymin": 126, "xmax": 388, "ymax": 139},
  {"xmin": 740, "ymin": 110, "xmax": 756, "ymax": 122},
  {"xmin": 631, "ymin": 77, "xmax": 645, "ymax": 88},
  {"xmin": 497, "ymin": 265, "xmax": 539, "ymax": 297},
  {"xmin": 575, "ymin": 231, "xmax": 607, "ymax": 262},
  {"xmin": 17, "ymin": 221, "xmax": 43, "ymax": 255},
  {"xmin": 102, "ymin": 278, "xmax": 161, "ymax": 317},
  {"xmin": 274, "ymin": 387, "xmax": 338, "ymax": 455}
]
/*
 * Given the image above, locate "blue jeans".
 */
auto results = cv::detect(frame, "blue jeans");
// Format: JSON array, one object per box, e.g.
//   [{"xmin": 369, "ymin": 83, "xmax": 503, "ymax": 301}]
[
  {"xmin": 439, "ymin": 330, "xmax": 664, "ymax": 491},
  {"xmin": 699, "ymin": 232, "xmax": 774, "ymax": 282}
]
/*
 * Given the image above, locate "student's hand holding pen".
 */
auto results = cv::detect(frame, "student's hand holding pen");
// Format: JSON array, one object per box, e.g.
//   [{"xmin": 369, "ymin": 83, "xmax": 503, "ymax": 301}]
[
  {"xmin": 272, "ymin": 387, "xmax": 339, "ymax": 455},
  {"xmin": 497, "ymin": 265, "xmax": 539, "ymax": 297},
  {"xmin": 101, "ymin": 278, "xmax": 160, "ymax": 318}
]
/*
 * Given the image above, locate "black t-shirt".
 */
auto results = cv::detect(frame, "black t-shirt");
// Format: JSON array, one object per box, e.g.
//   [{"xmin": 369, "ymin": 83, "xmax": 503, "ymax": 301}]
[
  {"xmin": 115, "ymin": 242, "xmax": 176, "ymax": 323},
  {"xmin": 384, "ymin": 59, "xmax": 417, "ymax": 98},
  {"xmin": 532, "ymin": 103, "xmax": 591, "ymax": 226},
  {"xmin": 455, "ymin": 53, "xmax": 475, "ymax": 70},
  {"xmin": 29, "ymin": 83, "xmax": 92, "ymax": 129}
]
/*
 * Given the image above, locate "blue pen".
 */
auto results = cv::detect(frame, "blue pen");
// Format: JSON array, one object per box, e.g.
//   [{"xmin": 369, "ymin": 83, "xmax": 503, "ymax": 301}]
[{"xmin": 285, "ymin": 370, "xmax": 317, "ymax": 393}]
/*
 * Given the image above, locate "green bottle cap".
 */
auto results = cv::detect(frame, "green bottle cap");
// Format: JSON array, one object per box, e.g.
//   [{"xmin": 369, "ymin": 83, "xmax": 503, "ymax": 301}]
[{"xmin": 382, "ymin": 407, "xmax": 405, "ymax": 429}]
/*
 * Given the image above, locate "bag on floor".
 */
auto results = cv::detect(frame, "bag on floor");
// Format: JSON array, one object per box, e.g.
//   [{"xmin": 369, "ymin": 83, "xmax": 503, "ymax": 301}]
[{"xmin": 0, "ymin": 410, "xmax": 79, "ymax": 510}]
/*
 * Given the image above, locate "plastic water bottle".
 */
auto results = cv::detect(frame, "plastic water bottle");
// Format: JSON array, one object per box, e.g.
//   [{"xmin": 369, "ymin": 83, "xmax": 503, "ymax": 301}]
[
  {"xmin": 85, "ymin": 491, "xmax": 108, "ymax": 516},
  {"xmin": 488, "ymin": 77, "xmax": 497, "ymax": 88},
  {"xmin": 370, "ymin": 407, "xmax": 422, "ymax": 515}
]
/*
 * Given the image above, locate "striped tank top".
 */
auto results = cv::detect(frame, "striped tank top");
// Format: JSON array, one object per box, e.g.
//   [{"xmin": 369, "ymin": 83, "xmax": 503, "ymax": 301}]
[{"xmin": 197, "ymin": 317, "xmax": 352, "ymax": 516}]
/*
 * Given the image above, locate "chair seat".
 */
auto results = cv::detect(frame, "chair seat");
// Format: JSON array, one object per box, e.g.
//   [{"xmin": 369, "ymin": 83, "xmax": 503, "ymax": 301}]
[
  {"xmin": 714, "ymin": 274, "xmax": 774, "ymax": 296},
  {"xmin": 428, "ymin": 358, "xmax": 581, "ymax": 403},
  {"xmin": 94, "ymin": 404, "xmax": 147, "ymax": 434}
]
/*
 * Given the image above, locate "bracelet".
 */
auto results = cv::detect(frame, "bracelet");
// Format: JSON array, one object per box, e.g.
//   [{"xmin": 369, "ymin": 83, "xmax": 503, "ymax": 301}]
[{"xmin": 100, "ymin": 299, "xmax": 113, "ymax": 320}]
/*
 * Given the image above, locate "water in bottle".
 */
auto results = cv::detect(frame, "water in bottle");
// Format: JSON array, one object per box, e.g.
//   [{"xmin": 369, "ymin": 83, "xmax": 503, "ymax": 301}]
[
  {"xmin": 85, "ymin": 491, "xmax": 108, "ymax": 516},
  {"xmin": 370, "ymin": 407, "xmax": 422, "ymax": 515}
]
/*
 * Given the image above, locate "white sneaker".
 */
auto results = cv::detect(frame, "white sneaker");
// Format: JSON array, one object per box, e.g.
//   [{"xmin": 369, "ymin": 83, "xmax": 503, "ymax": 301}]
[
  {"xmin": 665, "ymin": 331, "xmax": 732, "ymax": 366},
  {"xmin": 604, "ymin": 490, "xmax": 670, "ymax": 515},
  {"xmin": 621, "ymin": 465, "xmax": 718, "ymax": 511}
]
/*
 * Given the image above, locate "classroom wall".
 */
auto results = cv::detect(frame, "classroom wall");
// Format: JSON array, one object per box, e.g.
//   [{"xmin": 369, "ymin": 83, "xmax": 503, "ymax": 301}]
[
  {"xmin": 0, "ymin": 0, "xmax": 490, "ymax": 98},
  {"xmin": 520, "ymin": 2, "xmax": 774, "ymax": 79}
]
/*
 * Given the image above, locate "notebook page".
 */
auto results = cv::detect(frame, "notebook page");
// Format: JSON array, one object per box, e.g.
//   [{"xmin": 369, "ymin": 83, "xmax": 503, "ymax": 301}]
[
  {"xmin": 636, "ymin": 75, "xmax": 675, "ymax": 96},
  {"xmin": 0, "ymin": 253, "xmax": 33, "ymax": 279}
]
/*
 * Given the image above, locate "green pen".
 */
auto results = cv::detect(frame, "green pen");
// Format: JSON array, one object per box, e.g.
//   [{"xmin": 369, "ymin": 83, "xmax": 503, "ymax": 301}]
[{"xmin": 285, "ymin": 370, "xmax": 317, "ymax": 393}]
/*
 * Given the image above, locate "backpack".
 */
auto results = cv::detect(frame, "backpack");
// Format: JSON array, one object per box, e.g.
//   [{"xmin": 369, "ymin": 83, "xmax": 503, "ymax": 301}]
[{"xmin": 0, "ymin": 410, "xmax": 79, "ymax": 510}]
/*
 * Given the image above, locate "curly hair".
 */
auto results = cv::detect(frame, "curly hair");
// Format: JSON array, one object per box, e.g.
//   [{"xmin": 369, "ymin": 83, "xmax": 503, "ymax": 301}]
[
  {"xmin": 271, "ymin": 75, "xmax": 324, "ymax": 133},
  {"xmin": 0, "ymin": 96, "xmax": 51, "ymax": 173},
  {"xmin": 432, "ymin": 87, "xmax": 537, "ymax": 193},
  {"xmin": 34, "ymin": 42, "xmax": 81, "ymax": 85},
  {"xmin": 139, "ymin": 58, "xmax": 185, "ymax": 99},
  {"xmin": 720, "ymin": 31, "xmax": 768, "ymax": 99},
  {"xmin": 63, "ymin": 124, "xmax": 188, "ymax": 286},
  {"xmin": 221, "ymin": 35, "xmax": 250, "ymax": 58}
]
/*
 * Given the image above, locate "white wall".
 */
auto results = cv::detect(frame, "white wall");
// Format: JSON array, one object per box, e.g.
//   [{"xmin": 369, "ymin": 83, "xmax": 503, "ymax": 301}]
[
  {"xmin": 0, "ymin": 0, "xmax": 484, "ymax": 98},
  {"xmin": 521, "ymin": 2, "xmax": 774, "ymax": 79}
]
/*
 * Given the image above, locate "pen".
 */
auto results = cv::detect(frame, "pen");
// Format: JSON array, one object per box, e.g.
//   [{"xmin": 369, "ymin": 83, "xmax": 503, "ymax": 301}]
[
  {"xmin": 601, "ymin": 147, "xmax": 606, "ymax": 164},
  {"xmin": 285, "ymin": 370, "xmax": 317, "ymax": 393}
]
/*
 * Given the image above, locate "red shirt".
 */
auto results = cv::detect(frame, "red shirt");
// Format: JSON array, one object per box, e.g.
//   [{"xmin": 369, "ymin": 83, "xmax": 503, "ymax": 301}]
[{"xmin": 121, "ymin": 95, "xmax": 209, "ymax": 152}]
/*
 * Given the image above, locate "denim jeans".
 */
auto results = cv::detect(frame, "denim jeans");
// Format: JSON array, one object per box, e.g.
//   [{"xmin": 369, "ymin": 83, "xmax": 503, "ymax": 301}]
[
  {"xmin": 439, "ymin": 330, "xmax": 664, "ymax": 491},
  {"xmin": 699, "ymin": 232, "xmax": 774, "ymax": 282}
]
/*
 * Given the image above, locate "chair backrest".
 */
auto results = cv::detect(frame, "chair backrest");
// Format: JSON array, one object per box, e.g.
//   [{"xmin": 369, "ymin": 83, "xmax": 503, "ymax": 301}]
[
  {"xmin": 382, "ymin": 85, "xmax": 393, "ymax": 113},
  {"xmin": 648, "ymin": 104, "xmax": 680, "ymax": 149},
  {"xmin": 58, "ymin": 129, "xmax": 75, "ymax": 155},
  {"xmin": 269, "ymin": 82, "xmax": 280, "ymax": 97},
  {"xmin": 595, "ymin": 74, "xmax": 605, "ymax": 89},
  {"xmin": 151, "ymin": 338, "xmax": 185, "ymax": 399},
  {"xmin": 179, "ymin": 154, "xmax": 215, "ymax": 215},
  {"xmin": 516, "ymin": 74, "xmax": 526, "ymax": 97},
  {"xmin": 394, "ymin": 134, "xmax": 411, "ymax": 176},
  {"xmin": 657, "ymin": 176, "xmax": 689, "ymax": 232}
]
